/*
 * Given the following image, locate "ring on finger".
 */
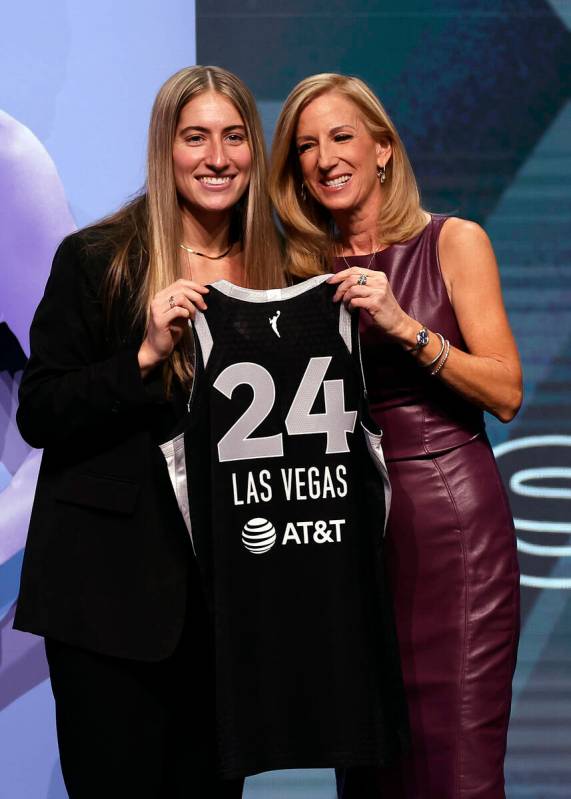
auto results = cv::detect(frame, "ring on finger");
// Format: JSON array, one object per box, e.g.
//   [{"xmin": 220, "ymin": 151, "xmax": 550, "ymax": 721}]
[
  {"xmin": 168, "ymin": 295, "xmax": 176, "ymax": 309},
  {"xmin": 357, "ymin": 274, "xmax": 368, "ymax": 286}
]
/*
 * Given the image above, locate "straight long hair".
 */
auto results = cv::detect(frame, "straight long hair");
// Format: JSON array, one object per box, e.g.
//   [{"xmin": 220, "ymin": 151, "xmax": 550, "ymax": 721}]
[
  {"xmin": 88, "ymin": 65, "xmax": 283, "ymax": 389},
  {"xmin": 270, "ymin": 73, "xmax": 427, "ymax": 277}
]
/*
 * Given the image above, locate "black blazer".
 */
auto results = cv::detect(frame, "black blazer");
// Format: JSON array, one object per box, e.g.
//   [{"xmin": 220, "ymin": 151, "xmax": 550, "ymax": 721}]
[{"xmin": 14, "ymin": 232, "xmax": 192, "ymax": 661}]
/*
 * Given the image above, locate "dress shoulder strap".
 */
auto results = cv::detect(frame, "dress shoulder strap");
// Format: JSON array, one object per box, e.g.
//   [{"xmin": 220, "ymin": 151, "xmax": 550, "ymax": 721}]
[{"xmin": 428, "ymin": 213, "xmax": 449, "ymax": 240}]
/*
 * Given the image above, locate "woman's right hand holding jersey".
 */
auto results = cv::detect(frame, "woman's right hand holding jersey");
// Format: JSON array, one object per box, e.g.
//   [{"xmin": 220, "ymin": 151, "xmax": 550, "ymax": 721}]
[{"xmin": 138, "ymin": 279, "xmax": 209, "ymax": 376}]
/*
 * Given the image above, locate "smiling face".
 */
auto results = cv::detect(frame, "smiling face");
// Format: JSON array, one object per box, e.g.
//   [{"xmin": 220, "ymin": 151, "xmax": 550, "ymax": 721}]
[
  {"xmin": 172, "ymin": 90, "xmax": 252, "ymax": 219},
  {"xmin": 295, "ymin": 91, "xmax": 391, "ymax": 217}
]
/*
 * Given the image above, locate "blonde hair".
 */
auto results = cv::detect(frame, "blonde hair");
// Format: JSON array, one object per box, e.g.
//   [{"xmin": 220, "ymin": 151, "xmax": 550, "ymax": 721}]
[
  {"xmin": 88, "ymin": 65, "xmax": 283, "ymax": 389},
  {"xmin": 270, "ymin": 73, "xmax": 427, "ymax": 277}
]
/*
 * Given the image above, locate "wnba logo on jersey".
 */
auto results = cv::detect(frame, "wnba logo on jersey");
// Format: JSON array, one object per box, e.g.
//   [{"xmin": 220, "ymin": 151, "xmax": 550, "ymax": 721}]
[
  {"xmin": 241, "ymin": 516, "xmax": 346, "ymax": 554},
  {"xmin": 269, "ymin": 310, "xmax": 281, "ymax": 338}
]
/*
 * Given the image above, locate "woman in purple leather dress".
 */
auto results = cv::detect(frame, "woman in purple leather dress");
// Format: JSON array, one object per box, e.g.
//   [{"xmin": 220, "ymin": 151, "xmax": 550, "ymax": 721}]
[{"xmin": 270, "ymin": 74, "xmax": 522, "ymax": 799}]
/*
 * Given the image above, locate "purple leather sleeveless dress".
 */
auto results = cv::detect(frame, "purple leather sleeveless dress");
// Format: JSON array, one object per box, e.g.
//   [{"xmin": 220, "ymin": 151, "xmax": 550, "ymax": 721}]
[{"xmin": 334, "ymin": 216, "xmax": 520, "ymax": 799}]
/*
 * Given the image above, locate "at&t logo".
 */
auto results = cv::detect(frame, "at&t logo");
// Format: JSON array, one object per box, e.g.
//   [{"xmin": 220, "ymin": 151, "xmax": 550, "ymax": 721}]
[{"xmin": 241, "ymin": 517, "xmax": 345, "ymax": 555}]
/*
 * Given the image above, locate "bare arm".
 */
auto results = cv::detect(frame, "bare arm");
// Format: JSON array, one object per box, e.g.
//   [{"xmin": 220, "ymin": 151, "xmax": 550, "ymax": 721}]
[
  {"xmin": 424, "ymin": 217, "xmax": 523, "ymax": 421},
  {"xmin": 330, "ymin": 218, "xmax": 523, "ymax": 422}
]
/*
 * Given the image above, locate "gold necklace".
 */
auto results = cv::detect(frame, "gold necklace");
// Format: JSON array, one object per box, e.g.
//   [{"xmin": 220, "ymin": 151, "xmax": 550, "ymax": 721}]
[
  {"xmin": 179, "ymin": 241, "xmax": 233, "ymax": 260},
  {"xmin": 337, "ymin": 241, "xmax": 380, "ymax": 271}
]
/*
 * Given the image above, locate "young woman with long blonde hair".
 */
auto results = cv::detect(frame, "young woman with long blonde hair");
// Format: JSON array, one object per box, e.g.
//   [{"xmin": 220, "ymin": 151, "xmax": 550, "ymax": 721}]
[{"xmin": 15, "ymin": 65, "xmax": 281, "ymax": 799}]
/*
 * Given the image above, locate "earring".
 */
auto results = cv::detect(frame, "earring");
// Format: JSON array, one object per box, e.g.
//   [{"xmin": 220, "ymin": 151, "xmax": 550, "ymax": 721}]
[
  {"xmin": 377, "ymin": 165, "xmax": 386, "ymax": 184},
  {"xmin": 300, "ymin": 182, "xmax": 307, "ymax": 202}
]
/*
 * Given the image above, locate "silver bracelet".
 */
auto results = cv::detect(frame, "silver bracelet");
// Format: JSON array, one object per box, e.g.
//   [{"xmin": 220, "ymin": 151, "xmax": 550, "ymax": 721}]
[
  {"xmin": 431, "ymin": 339, "xmax": 450, "ymax": 376},
  {"xmin": 421, "ymin": 332, "xmax": 445, "ymax": 368}
]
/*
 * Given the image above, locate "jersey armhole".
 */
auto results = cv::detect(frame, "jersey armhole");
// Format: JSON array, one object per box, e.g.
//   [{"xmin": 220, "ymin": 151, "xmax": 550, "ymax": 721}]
[
  {"xmin": 351, "ymin": 309, "xmax": 383, "ymax": 437},
  {"xmin": 187, "ymin": 314, "xmax": 209, "ymax": 414}
]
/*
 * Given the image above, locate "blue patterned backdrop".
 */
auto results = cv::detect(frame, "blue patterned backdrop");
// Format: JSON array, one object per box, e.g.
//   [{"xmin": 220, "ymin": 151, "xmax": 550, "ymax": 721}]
[{"xmin": 1, "ymin": 1, "xmax": 570, "ymax": 796}]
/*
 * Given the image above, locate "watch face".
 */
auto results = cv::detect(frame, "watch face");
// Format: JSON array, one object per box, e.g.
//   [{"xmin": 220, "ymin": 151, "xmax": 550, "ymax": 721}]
[{"xmin": 418, "ymin": 328, "xmax": 429, "ymax": 347}]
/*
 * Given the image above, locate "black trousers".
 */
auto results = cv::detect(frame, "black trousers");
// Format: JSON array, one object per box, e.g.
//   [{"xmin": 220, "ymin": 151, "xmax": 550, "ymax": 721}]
[{"xmin": 45, "ymin": 574, "xmax": 243, "ymax": 799}]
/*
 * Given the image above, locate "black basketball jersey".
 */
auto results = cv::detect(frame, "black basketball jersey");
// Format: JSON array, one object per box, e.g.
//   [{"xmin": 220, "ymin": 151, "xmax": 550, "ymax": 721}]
[{"xmin": 160, "ymin": 275, "xmax": 408, "ymax": 778}]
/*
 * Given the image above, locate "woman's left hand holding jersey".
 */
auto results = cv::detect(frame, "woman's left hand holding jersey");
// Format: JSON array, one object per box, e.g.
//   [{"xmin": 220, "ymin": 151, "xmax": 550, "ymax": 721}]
[{"xmin": 329, "ymin": 219, "xmax": 521, "ymax": 422}]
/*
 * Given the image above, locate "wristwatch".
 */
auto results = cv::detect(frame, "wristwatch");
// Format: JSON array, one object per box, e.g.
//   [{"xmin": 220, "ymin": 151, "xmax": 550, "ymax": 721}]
[{"xmin": 408, "ymin": 326, "xmax": 429, "ymax": 353}]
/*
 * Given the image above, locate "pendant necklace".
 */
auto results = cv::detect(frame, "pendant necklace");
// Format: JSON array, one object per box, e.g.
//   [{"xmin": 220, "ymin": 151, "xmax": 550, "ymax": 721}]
[{"xmin": 337, "ymin": 241, "xmax": 381, "ymax": 271}]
